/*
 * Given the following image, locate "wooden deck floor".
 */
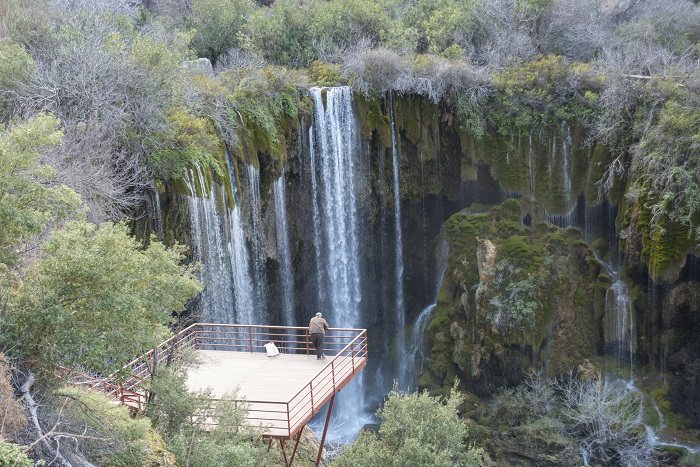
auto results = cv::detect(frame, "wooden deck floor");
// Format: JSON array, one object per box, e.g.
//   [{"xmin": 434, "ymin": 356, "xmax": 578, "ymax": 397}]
[
  {"xmin": 187, "ymin": 349, "xmax": 330, "ymax": 401},
  {"xmin": 186, "ymin": 349, "xmax": 366, "ymax": 438}
]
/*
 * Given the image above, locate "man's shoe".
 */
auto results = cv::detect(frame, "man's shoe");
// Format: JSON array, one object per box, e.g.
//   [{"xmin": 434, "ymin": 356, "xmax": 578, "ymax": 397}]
[{"xmin": 321, "ymin": 354, "xmax": 325, "ymax": 359}]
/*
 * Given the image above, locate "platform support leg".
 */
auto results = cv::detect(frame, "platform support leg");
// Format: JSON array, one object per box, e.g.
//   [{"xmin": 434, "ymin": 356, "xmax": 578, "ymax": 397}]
[
  {"xmin": 280, "ymin": 439, "xmax": 289, "ymax": 466},
  {"xmin": 315, "ymin": 394, "xmax": 335, "ymax": 467},
  {"xmin": 288, "ymin": 424, "xmax": 305, "ymax": 467}
]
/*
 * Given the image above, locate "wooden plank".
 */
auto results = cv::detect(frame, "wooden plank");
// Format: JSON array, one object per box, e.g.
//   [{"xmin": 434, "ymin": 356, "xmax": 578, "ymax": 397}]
[{"xmin": 186, "ymin": 349, "xmax": 367, "ymax": 438}]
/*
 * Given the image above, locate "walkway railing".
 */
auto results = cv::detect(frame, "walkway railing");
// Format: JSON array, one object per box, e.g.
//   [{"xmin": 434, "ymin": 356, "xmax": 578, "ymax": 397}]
[{"xmin": 70, "ymin": 323, "xmax": 368, "ymax": 439}]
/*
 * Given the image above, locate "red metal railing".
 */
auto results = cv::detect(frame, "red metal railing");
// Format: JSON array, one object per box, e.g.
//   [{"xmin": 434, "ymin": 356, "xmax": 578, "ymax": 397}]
[{"xmin": 70, "ymin": 324, "xmax": 367, "ymax": 438}]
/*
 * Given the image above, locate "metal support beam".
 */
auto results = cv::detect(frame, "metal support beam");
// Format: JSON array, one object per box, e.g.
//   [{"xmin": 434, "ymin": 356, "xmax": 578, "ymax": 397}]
[
  {"xmin": 288, "ymin": 424, "xmax": 306, "ymax": 467},
  {"xmin": 280, "ymin": 439, "xmax": 289, "ymax": 466},
  {"xmin": 316, "ymin": 394, "xmax": 336, "ymax": 467}
]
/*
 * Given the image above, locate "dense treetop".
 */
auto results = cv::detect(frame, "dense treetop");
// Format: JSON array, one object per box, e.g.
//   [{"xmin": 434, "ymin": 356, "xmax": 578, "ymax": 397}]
[{"xmin": 1, "ymin": 0, "xmax": 697, "ymax": 248}]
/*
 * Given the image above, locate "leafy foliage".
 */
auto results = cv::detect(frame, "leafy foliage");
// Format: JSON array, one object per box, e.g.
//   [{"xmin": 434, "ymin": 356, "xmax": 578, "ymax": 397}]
[
  {"xmin": 2, "ymin": 221, "xmax": 202, "ymax": 376},
  {"xmin": 0, "ymin": 439, "xmax": 35, "ymax": 467},
  {"xmin": 333, "ymin": 382, "xmax": 483, "ymax": 467},
  {"xmin": 637, "ymin": 97, "xmax": 700, "ymax": 243},
  {"xmin": 487, "ymin": 261, "xmax": 541, "ymax": 333},
  {"xmin": 485, "ymin": 371, "xmax": 658, "ymax": 466},
  {"xmin": 146, "ymin": 107, "xmax": 223, "ymax": 180},
  {"xmin": 491, "ymin": 55, "xmax": 599, "ymax": 129},
  {"xmin": 59, "ymin": 387, "xmax": 153, "ymax": 466},
  {"xmin": 0, "ymin": 39, "xmax": 36, "ymax": 119},
  {"xmin": 0, "ymin": 114, "xmax": 82, "ymax": 267},
  {"xmin": 147, "ymin": 363, "xmax": 264, "ymax": 467},
  {"xmin": 187, "ymin": 0, "xmax": 254, "ymax": 66}
]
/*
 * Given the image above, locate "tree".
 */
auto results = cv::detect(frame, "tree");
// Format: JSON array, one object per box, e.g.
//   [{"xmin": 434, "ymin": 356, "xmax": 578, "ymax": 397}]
[
  {"xmin": 1, "ymin": 220, "xmax": 202, "ymax": 376},
  {"xmin": 187, "ymin": 0, "xmax": 254, "ymax": 66},
  {"xmin": 554, "ymin": 376, "xmax": 657, "ymax": 466},
  {"xmin": 0, "ymin": 39, "xmax": 36, "ymax": 121},
  {"xmin": 12, "ymin": 2, "xmax": 194, "ymax": 192},
  {"xmin": 0, "ymin": 113, "xmax": 81, "ymax": 268},
  {"xmin": 332, "ymin": 382, "xmax": 483, "ymax": 467},
  {"xmin": 147, "ymin": 363, "xmax": 265, "ymax": 467}
]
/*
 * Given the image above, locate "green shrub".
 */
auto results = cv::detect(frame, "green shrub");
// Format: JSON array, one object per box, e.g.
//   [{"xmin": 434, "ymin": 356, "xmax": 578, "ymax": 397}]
[
  {"xmin": 187, "ymin": 0, "xmax": 254, "ymax": 66},
  {"xmin": 333, "ymin": 382, "xmax": 483, "ymax": 467},
  {"xmin": 59, "ymin": 388, "xmax": 152, "ymax": 467},
  {"xmin": 0, "ymin": 439, "xmax": 36, "ymax": 467}
]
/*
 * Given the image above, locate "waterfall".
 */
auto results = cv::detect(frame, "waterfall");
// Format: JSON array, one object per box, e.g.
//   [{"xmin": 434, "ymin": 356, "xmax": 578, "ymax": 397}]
[
  {"xmin": 406, "ymin": 239, "xmax": 450, "ymax": 388},
  {"xmin": 561, "ymin": 121, "xmax": 572, "ymax": 207},
  {"xmin": 153, "ymin": 190, "xmax": 162, "ymax": 236},
  {"xmin": 273, "ymin": 173, "xmax": 294, "ymax": 327},
  {"xmin": 246, "ymin": 166, "xmax": 268, "ymax": 318},
  {"xmin": 605, "ymin": 280, "xmax": 636, "ymax": 370},
  {"xmin": 389, "ymin": 93, "xmax": 407, "ymax": 387},
  {"xmin": 528, "ymin": 128, "xmax": 536, "ymax": 195},
  {"xmin": 308, "ymin": 87, "xmax": 367, "ymax": 442},
  {"xmin": 184, "ymin": 159, "xmax": 262, "ymax": 325},
  {"xmin": 229, "ymin": 204, "xmax": 257, "ymax": 324},
  {"xmin": 184, "ymin": 165, "xmax": 235, "ymax": 323}
]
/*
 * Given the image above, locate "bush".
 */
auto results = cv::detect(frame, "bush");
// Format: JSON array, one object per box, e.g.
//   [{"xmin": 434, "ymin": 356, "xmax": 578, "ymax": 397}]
[
  {"xmin": 333, "ymin": 382, "xmax": 483, "ymax": 467},
  {"xmin": 147, "ymin": 364, "xmax": 265, "ymax": 467},
  {"xmin": 2, "ymin": 221, "xmax": 202, "ymax": 376},
  {"xmin": 187, "ymin": 0, "xmax": 254, "ymax": 66},
  {"xmin": 59, "ymin": 388, "xmax": 153, "ymax": 466},
  {"xmin": 0, "ymin": 439, "xmax": 35, "ymax": 467}
]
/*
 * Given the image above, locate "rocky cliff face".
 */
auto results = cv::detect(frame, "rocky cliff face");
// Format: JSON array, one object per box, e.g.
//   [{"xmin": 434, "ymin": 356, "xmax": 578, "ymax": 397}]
[
  {"xmin": 419, "ymin": 200, "xmax": 605, "ymax": 397},
  {"xmin": 147, "ymin": 89, "xmax": 700, "ymax": 426}
]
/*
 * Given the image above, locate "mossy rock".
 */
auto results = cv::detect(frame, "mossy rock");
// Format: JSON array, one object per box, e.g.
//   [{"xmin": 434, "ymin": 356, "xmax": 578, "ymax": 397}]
[
  {"xmin": 425, "ymin": 199, "xmax": 600, "ymax": 395},
  {"xmin": 355, "ymin": 94, "xmax": 391, "ymax": 148}
]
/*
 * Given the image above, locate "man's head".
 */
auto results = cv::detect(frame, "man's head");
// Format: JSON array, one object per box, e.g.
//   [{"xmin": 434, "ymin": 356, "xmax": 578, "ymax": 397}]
[{"xmin": 316, "ymin": 312, "xmax": 322, "ymax": 318}]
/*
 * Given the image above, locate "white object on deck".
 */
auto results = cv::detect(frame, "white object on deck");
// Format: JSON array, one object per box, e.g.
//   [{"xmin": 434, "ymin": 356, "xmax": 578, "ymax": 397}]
[{"xmin": 264, "ymin": 341, "xmax": 280, "ymax": 357}]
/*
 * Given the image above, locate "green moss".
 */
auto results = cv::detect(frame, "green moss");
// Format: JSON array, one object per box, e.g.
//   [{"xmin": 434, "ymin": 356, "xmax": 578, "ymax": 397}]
[
  {"xmin": 427, "ymin": 304, "xmax": 455, "ymax": 334},
  {"xmin": 355, "ymin": 94, "xmax": 391, "ymax": 147},
  {"xmin": 496, "ymin": 198, "xmax": 522, "ymax": 223},
  {"xmin": 425, "ymin": 199, "xmax": 600, "ymax": 394},
  {"xmin": 308, "ymin": 60, "xmax": 344, "ymax": 86},
  {"xmin": 639, "ymin": 202, "xmax": 696, "ymax": 283}
]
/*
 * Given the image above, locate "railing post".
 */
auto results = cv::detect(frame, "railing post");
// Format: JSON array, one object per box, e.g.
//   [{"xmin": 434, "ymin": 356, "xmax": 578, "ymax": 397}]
[
  {"xmin": 194, "ymin": 325, "xmax": 200, "ymax": 349},
  {"xmin": 306, "ymin": 329, "xmax": 309, "ymax": 356},
  {"xmin": 287, "ymin": 402, "xmax": 291, "ymax": 438},
  {"xmin": 331, "ymin": 361, "xmax": 336, "ymax": 388},
  {"xmin": 248, "ymin": 327, "xmax": 253, "ymax": 353},
  {"xmin": 310, "ymin": 382, "xmax": 314, "ymax": 413},
  {"xmin": 352, "ymin": 340, "xmax": 355, "ymax": 375}
]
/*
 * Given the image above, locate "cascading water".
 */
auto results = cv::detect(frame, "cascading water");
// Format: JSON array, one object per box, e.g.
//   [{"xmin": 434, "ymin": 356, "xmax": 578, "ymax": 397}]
[
  {"xmin": 528, "ymin": 128, "xmax": 536, "ymax": 195},
  {"xmin": 153, "ymin": 190, "xmax": 162, "ymax": 237},
  {"xmin": 605, "ymin": 280, "xmax": 636, "ymax": 370},
  {"xmin": 389, "ymin": 93, "xmax": 407, "ymax": 387},
  {"xmin": 184, "ymin": 165, "xmax": 236, "ymax": 323},
  {"xmin": 184, "ymin": 159, "xmax": 260, "ymax": 325},
  {"xmin": 405, "ymin": 238, "xmax": 450, "ymax": 388},
  {"xmin": 273, "ymin": 172, "xmax": 294, "ymax": 327},
  {"xmin": 245, "ymin": 165, "xmax": 268, "ymax": 319},
  {"xmin": 308, "ymin": 87, "xmax": 368, "ymax": 442},
  {"xmin": 229, "ymin": 203, "xmax": 257, "ymax": 324},
  {"xmin": 561, "ymin": 121, "xmax": 572, "ymax": 207}
]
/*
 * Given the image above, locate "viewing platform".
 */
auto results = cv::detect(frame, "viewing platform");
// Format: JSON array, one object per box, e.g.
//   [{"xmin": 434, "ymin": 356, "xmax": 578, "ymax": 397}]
[{"xmin": 71, "ymin": 323, "xmax": 368, "ymax": 467}]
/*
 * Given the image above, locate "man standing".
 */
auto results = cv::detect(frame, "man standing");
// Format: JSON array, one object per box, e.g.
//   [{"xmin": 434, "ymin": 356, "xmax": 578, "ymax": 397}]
[{"xmin": 309, "ymin": 312, "xmax": 329, "ymax": 360}]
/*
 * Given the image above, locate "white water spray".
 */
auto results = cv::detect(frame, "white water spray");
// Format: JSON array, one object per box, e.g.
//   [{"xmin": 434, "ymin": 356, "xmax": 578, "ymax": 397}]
[
  {"xmin": 389, "ymin": 93, "xmax": 407, "ymax": 387},
  {"xmin": 308, "ymin": 87, "xmax": 368, "ymax": 442},
  {"xmin": 273, "ymin": 173, "xmax": 295, "ymax": 327}
]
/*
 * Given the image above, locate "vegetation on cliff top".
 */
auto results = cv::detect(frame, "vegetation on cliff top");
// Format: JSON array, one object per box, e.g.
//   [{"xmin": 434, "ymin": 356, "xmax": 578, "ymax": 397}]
[{"xmin": 0, "ymin": 0, "xmax": 699, "ymax": 464}]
